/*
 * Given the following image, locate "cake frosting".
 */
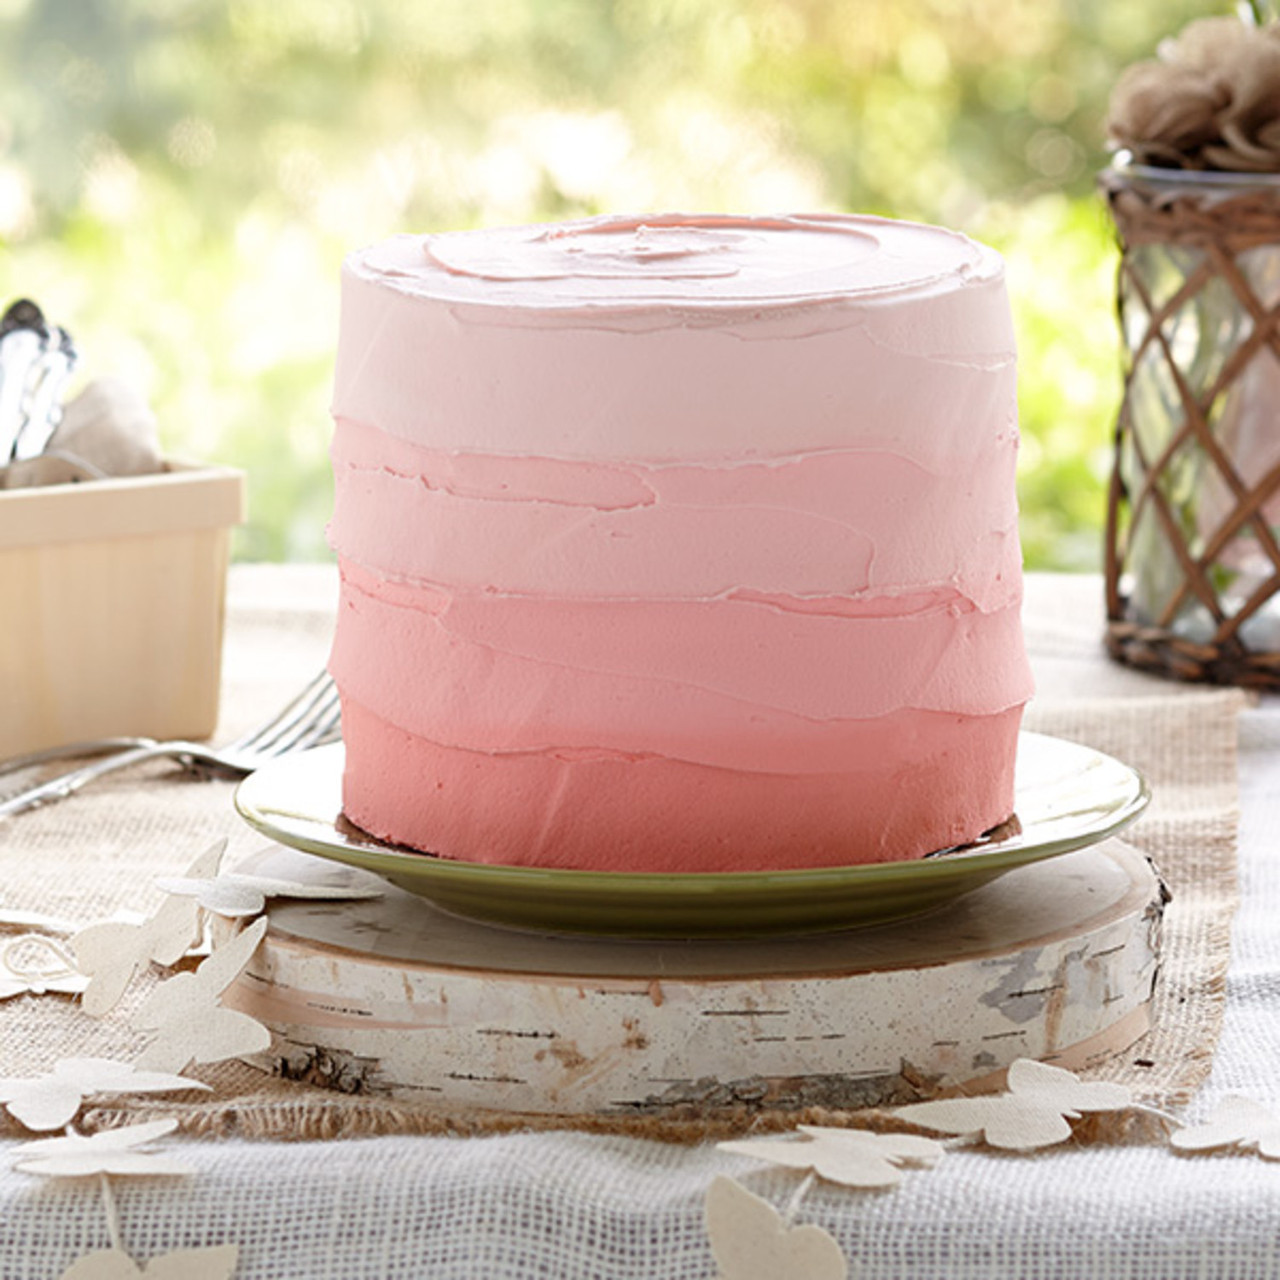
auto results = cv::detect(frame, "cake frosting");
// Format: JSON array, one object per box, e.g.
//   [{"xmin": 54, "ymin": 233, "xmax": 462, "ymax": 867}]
[{"xmin": 327, "ymin": 212, "xmax": 1033, "ymax": 873}]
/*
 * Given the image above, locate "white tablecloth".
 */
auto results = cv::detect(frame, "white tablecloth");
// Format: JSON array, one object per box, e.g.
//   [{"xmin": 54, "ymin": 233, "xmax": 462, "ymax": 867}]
[{"xmin": 2, "ymin": 569, "xmax": 1278, "ymax": 1280}]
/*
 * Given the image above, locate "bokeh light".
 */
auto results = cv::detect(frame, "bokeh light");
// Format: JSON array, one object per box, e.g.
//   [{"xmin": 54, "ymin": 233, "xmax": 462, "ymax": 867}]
[{"xmin": 0, "ymin": 0, "xmax": 1214, "ymax": 564}]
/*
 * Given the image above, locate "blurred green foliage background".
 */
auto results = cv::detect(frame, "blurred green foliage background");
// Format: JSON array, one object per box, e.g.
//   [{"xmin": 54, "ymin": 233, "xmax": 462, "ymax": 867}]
[{"xmin": 0, "ymin": 0, "xmax": 1216, "ymax": 565}]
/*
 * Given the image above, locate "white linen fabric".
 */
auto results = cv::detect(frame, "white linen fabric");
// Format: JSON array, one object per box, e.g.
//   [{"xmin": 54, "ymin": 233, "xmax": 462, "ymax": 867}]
[{"xmin": 0, "ymin": 569, "xmax": 1276, "ymax": 1280}]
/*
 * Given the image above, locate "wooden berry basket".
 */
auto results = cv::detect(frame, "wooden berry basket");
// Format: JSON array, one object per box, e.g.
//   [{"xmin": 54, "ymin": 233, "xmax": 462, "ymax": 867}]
[{"xmin": 0, "ymin": 461, "xmax": 245, "ymax": 756}]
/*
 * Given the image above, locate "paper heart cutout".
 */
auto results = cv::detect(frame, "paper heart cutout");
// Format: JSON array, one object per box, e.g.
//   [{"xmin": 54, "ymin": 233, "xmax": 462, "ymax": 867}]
[
  {"xmin": 58, "ymin": 1243, "xmax": 238, "ymax": 1279},
  {"xmin": 705, "ymin": 1175, "xmax": 846, "ymax": 1280}
]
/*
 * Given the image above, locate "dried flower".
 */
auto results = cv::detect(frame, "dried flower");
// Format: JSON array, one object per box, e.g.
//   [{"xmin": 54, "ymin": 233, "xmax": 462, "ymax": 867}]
[{"xmin": 1108, "ymin": 17, "xmax": 1280, "ymax": 171}]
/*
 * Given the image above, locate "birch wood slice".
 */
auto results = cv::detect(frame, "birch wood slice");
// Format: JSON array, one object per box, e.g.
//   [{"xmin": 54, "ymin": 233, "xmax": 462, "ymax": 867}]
[{"xmin": 223, "ymin": 838, "xmax": 1166, "ymax": 1116}]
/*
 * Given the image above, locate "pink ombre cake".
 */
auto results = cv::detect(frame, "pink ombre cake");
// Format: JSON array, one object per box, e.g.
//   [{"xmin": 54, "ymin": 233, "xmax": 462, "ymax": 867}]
[{"xmin": 327, "ymin": 212, "xmax": 1034, "ymax": 873}]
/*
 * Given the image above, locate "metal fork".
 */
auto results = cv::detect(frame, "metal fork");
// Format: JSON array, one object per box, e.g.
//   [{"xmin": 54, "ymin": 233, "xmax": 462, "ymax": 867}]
[{"xmin": 0, "ymin": 671, "xmax": 341, "ymax": 818}]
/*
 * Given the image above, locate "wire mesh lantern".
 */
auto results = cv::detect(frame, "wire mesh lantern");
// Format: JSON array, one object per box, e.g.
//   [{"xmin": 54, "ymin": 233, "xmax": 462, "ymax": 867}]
[{"xmin": 1102, "ymin": 163, "xmax": 1280, "ymax": 688}]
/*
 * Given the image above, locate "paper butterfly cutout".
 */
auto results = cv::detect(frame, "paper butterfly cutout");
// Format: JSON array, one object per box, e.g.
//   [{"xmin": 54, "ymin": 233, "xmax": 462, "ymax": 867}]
[
  {"xmin": 32, "ymin": 1114, "xmax": 240, "ymax": 1280},
  {"xmin": 12, "ymin": 1119, "xmax": 192, "ymax": 1178},
  {"xmin": 719, "ymin": 1125, "xmax": 945, "ymax": 1188},
  {"xmin": 131, "ymin": 917, "xmax": 270, "ymax": 1073},
  {"xmin": 70, "ymin": 839, "xmax": 225, "ymax": 1018},
  {"xmin": 153, "ymin": 867, "xmax": 382, "ymax": 919},
  {"xmin": 893, "ymin": 1058, "xmax": 1133, "ymax": 1150},
  {"xmin": 0, "ymin": 906, "xmax": 82, "ymax": 934},
  {"xmin": 705, "ymin": 1175, "xmax": 846, "ymax": 1280},
  {"xmin": 72, "ymin": 840, "xmax": 227, "ymax": 1017},
  {"xmin": 1171, "ymin": 1096, "xmax": 1280, "ymax": 1159},
  {"xmin": 58, "ymin": 1243, "xmax": 239, "ymax": 1280},
  {"xmin": 0, "ymin": 1057, "xmax": 210, "ymax": 1132},
  {"xmin": 0, "ymin": 933, "xmax": 89, "ymax": 999}
]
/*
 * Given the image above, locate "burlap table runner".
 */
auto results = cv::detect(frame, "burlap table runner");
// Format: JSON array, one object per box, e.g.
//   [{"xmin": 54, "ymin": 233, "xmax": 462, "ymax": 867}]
[{"xmin": 0, "ymin": 570, "xmax": 1241, "ymax": 1141}]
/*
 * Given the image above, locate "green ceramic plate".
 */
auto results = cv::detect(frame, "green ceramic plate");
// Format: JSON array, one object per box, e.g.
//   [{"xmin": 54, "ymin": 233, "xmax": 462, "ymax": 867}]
[{"xmin": 234, "ymin": 733, "xmax": 1149, "ymax": 939}]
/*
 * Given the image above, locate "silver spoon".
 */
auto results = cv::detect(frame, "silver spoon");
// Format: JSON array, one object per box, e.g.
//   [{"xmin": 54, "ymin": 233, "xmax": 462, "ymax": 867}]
[{"xmin": 0, "ymin": 299, "xmax": 77, "ymax": 464}]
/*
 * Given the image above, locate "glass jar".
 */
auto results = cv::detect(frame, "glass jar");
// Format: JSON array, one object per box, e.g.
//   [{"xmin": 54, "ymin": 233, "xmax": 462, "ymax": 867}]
[{"xmin": 1102, "ymin": 160, "xmax": 1280, "ymax": 687}]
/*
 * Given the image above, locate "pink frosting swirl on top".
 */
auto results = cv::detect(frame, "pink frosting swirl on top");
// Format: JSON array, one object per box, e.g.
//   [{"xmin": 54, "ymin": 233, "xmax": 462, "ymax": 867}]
[
  {"xmin": 427, "ymin": 219, "xmax": 757, "ymax": 280},
  {"xmin": 371, "ymin": 212, "xmax": 998, "ymax": 307}
]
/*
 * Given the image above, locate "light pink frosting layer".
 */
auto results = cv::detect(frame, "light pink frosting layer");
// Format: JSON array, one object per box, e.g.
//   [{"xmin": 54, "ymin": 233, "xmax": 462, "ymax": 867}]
[
  {"xmin": 329, "ymin": 418, "xmax": 1022, "ymax": 610},
  {"xmin": 327, "ymin": 212, "xmax": 1032, "ymax": 871},
  {"xmin": 333, "ymin": 213, "xmax": 1017, "ymax": 463}
]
